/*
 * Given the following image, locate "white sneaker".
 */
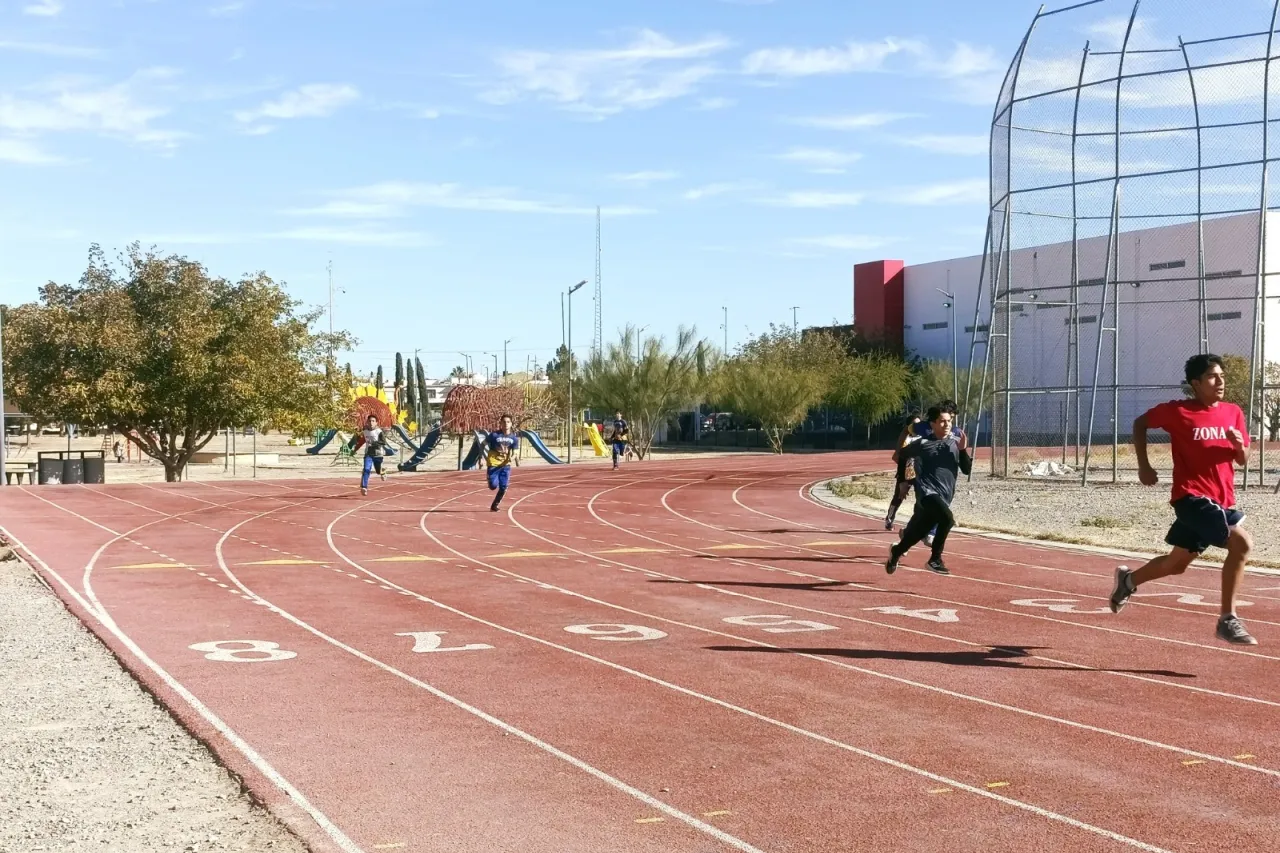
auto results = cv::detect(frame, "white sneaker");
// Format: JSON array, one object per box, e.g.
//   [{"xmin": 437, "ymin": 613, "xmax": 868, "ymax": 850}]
[{"xmin": 360, "ymin": 487, "xmax": 367, "ymax": 496}]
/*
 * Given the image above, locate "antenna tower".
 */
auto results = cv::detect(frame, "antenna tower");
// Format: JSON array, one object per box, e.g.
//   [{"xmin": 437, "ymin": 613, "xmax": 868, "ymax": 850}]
[{"xmin": 593, "ymin": 206, "xmax": 602, "ymax": 356}]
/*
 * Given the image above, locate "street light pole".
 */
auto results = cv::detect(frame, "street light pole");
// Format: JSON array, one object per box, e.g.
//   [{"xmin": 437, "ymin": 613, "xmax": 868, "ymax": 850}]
[
  {"xmin": 937, "ymin": 287, "xmax": 958, "ymax": 405},
  {"xmin": 636, "ymin": 325, "xmax": 648, "ymax": 362},
  {"xmin": 503, "ymin": 339, "xmax": 512, "ymax": 377},
  {"xmin": 567, "ymin": 280, "xmax": 587, "ymax": 463},
  {"xmin": 721, "ymin": 306, "xmax": 728, "ymax": 354},
  {"xmin": 491, "ymin": 353, "xmax": 498, "ymax": 381},
  {"xmin": 791, "ymin": 306, "xmax": 800, "ymax": 337}
]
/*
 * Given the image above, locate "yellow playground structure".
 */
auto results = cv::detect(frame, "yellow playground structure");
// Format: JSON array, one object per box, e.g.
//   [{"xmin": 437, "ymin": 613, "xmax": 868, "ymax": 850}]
[{"xmin": 582, "ymin": 422, "xmax": 607, "ymax": 457}]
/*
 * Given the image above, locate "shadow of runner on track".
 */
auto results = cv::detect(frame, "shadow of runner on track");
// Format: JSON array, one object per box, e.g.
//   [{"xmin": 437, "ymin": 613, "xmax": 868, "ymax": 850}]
[
  {"xmin": 726, "ymin": 528, "xmax": 886, "ymax": 536},
  {"xmin": 704, "ymin": 645, "xmax": 1196, "ymax": 677},
  {"xmin": 692, "ymin": 554, "xmax": 876, "ymax": 564},
  {"xmin": 649, "ymin": 579, "xmax": 881, "ymax": 592}
]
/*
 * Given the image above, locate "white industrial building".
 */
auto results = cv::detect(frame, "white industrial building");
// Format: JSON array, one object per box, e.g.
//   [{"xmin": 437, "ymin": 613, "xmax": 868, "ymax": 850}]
[{"xmin": 856, "ymin": 212, "xmax": 1277, "ymax": 439}]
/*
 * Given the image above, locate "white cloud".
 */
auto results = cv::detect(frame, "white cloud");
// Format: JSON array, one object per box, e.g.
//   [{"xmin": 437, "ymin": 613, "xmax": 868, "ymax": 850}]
[
  {"xmin": 777, "ymin": 147, "xmax": 862, "ymax": 173},
  {"xmin": 790, "ymin": 234, "xmax": 889, "ymax": 251},
  {"xmin": 290, "ymin": 182, "xmax": 654, "ymax": 217},
  {"xmin": 742, "ymin": 39, "xmax": 908, "ymax": 77},
  {"xmin": 209, "ymin": 2, "xmax": 247, "ymax": 16},
  {"xmin": 894, "ymin": 179, "xmax": 987, "ymax": 206},
  {"xmin": 271, "ymin": 226, "xmax": 434, "ymax": 247},
  {"xmin": 682, "ymin": 180, "xmax": 759, "ymax": 200},
  {"xmin": 23, "ymin": 0, "xmax": 63, "ymax": 16},
  {"xmin": 763, "ymin": 191, "xmax": 865, "ymax": 208},
  {"xmin": 610, "ymin": 170, "xmax": 678, "ymax": 185},
  {"xmin": 695, "ymin": 96, "xmax": 734, "ymax": 111},
  {"xmin": 791, "ymin": 112, "xmax": 918, "ymax": 130},
  {"xmin": 900, "ymin": 134, "xmax": 987, "ymax": 156},
  {"xmin": 0, "ymin": 69, "xmax": 185, "ymax": 148},
  {"xmin": 234, "ymin": 83, "xmax": 359, "ymax": 125},
  {"xmin": 482, "ymin": 29, "xmax": 729, "ymax": 117},
  {"xmin": 0, "ymin": 40, "xmax": 102, "ymax": 59},
  {"xmin": 0, "ymin": 137, "xmax": 61, "ymax": 164}
]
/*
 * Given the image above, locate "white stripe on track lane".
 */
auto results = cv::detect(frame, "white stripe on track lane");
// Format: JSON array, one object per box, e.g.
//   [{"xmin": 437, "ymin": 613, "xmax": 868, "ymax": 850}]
[
  {"xmin": 510, "ymin": 476, "xmax": 1280, "ymax": 711},
  {"xmin": 0, "ymin": 501, "xmax": 365, "ymax": 853},
  {"xmin": 203, "ymin": 486, "xmax": 774, "ymax": 853},
  {"xmin": 575, "ymin": 475, "xmax": 1280, "ymax": 662}
]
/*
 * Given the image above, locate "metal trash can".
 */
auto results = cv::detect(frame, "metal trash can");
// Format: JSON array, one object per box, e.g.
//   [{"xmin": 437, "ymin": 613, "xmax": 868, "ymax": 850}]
[
  {"xmin": 37, "ymin": 455, "xmax": 63, "ymax": 485},
  {"xmin": 62, "ymin": 456, "xmax": 84, "ymax": 484},
  {"xmin": 83, "ymin": 454, "xmax": 105, "ymax": 484}
]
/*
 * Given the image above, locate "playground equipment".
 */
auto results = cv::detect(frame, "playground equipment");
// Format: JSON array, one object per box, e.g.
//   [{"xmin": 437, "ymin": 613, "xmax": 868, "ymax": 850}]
[
  {"xmin": 583, "ymin": 423, "xmax": 607, "ymax": 457},
  {"xmin": 441, "ymin": 384, "xmax": 527, "ymax": 470},
  {"xmin": 521, "ymin": 430, "xmax": 564, "ymax": 465},
  {"xmin": 459, "ymin": 429, "xmax": 490, "ymax": 471},
  {"xmin": 306, "ymin": 429, "xmax": 339, "ymax": 455},
  {"xmin": 397, "ymin": 424, "xmax": 444, "ymax": 472}
]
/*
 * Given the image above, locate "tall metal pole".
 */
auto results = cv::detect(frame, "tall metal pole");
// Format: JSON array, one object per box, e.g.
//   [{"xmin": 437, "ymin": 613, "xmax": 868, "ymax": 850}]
[
  {"xmin": 567, "ymin": 280, "xmax": 586, "ymax": 464},
  {"xmin": 0, "ymin": 305, "xmax": 6, "ymax": 488},
  {"xmin": 503, "ymin": 339, "xmax": 511, "ymax": 377},
  {"xmin": 951, "ymin": 300, "xmax": 958, "ymax": 403},
  {"xmin": 722, "ymin": 306, "xmax": 728, "ymax": 354},
  {"xmin": 328, "ymin": 260, "xmax": 333, "ymax": 338},
  {"xmin": 791, "ymin": 306, "xmax": 799, "ymax": 336},
  {"xmin": 1249, "ymin": 0, "xmax": 1280, "ymax": 487}
]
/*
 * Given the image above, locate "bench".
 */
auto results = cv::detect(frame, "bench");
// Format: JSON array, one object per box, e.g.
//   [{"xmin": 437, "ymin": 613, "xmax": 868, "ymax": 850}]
[{"xmin": 4, "ymin": 463, "xmax": 35, "ymax": 485}]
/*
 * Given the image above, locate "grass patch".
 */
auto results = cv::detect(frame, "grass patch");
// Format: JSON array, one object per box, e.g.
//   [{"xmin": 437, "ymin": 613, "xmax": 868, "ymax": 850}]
[
  {"xmin": 1079, "ymin": 515, "xmax": 1132, "ymax": 530},
  {"xmin": 829, "ymin": 477, "xmax": 890, "ymax": 502}
]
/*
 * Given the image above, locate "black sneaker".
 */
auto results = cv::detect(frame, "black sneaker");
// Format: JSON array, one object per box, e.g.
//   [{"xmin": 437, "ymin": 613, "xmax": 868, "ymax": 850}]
[
  {"xmin": 490, "ymin": 503, "xmax": 501, "ymax": 513},
  {"xmin": 1109, "ymin": 566, "xmax": 1135, "ymax": 613},
  {"xmin": 1216, "ymin": 614, "xmax": 1258, "ymax": 645},
  {"xmin": 885, "ymin": 547, "xmax": 901, "ymax": 575},
  {"xmin": 884, "ymin": 514, "xmax": 894, "ymax": 531},
  {"xmin": 927, "ymin": 558, "xmax": 950, "ymax": 575}
]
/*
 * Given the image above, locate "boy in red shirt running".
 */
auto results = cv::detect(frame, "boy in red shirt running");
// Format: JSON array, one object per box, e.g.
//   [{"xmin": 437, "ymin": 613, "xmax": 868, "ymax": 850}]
[{"xmin": 1108, "ymin": 354, "xmax": 1255, "ymax": 644}]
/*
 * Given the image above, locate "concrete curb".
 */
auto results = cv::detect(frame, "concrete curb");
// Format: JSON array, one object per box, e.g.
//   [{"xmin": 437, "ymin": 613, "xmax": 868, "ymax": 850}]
[{"xmin": 809, "ymin": 479, "xmax": 1280, "ymax": 578}]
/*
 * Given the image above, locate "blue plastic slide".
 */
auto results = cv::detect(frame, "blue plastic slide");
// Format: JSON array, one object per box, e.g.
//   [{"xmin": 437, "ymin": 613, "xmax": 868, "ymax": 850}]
[
  {"xmin": 397, "ymin": 424, "xmax": 442, "ymax": 472},
  {"xmin": 305, "ymin": 429, "xmax": 338, "ymax": 455},
  {"xmin": 519, "ymin": 429, "xmax": 564, "ymax": 465},
  {"xmin": 391, "ymin": 424, "xmax": 421, "ymax": 453},
  {"xmin": 460, "ymin": 430, "xmax": 489, "ymax": 470}
]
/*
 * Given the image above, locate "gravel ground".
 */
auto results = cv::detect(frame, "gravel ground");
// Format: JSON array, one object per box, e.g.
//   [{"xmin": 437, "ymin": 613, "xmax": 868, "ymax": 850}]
[
  {"xmin": 0, "ymin": 549, "xmax": 309, "ymax": 853},
  {"xmin": 827, "ymin": 471, "xmax": 1280, "ymax": 568}
]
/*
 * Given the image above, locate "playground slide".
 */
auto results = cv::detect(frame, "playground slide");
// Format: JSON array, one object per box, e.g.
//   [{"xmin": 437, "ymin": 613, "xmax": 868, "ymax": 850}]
[
  {"xmin": 305, "ymin": 429, "xmax": 338, "ymax": 455},
  {"xmin": 397, "ymin": 424, "xmax": 442, "ymax": 472},
  {"xmin": 460, "ymin": 430, "xmax": 489, "ymax": 471},
  {"xmin": 584, "ymin": 423, "xmax": 607, "ymax": 457},
  {"xmin": 391, "ymin": 424, "xmax": 421, "ymax": 454},
  {"xmin": 520, "ymin": 430, "xmax": 564, "ymax": 465}
]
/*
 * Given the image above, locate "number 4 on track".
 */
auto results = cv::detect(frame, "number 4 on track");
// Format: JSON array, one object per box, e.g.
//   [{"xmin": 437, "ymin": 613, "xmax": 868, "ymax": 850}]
[
  {"xmin": 396, "ymin": 631, "xmax": 494, "ymax": 653},
  {"xmin": 863, "ymin": 606, "xmax": 960, "ymax": 623}
]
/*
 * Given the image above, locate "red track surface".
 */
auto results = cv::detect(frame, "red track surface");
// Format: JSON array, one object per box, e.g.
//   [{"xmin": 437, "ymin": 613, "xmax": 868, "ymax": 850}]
[{"xmin": 2, "ymin": 453, "xmax": 1278, "ymax": 853}]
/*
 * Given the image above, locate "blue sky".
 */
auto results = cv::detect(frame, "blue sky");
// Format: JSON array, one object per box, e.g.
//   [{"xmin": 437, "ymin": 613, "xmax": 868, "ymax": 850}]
[{"xmin": 0, "ymin": 0, "xmax": 1052, "ymax": 378}]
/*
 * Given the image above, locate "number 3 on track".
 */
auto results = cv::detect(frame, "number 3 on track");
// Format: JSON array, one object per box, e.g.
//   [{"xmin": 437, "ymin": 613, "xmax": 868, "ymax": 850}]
[{"xmin": 189, "ymin": 640, "xmax": 297, "ymax": 663}]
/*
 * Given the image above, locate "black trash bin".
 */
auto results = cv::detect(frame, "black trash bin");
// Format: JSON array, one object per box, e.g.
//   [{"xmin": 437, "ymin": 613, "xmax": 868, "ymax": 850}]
[
  {"xmin": 62, "ymin": 456, "xmax": 84, "ymax": 484},
  {"xmin": 84, "ymin": 453, "xmax": 105, "ymax": 484},
  {"xmin": 37, "ymin": 454, "xmax": 63, "ymax": 485}
]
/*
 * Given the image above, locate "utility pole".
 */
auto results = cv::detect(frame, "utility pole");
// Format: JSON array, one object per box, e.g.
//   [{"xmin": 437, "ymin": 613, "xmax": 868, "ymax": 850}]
[
  {"xmin": 791, "ymin": 306, "xmax": 800, "ymax": 337},
  {"xmin": 503, "ymin": 339, "xmax": 512, "ymax": 377},
  {"xmin": 567, "ymin": 280, "xmax": 586, "ymax": 463},
  {"xmin": 721, "ymin": 306, "xmax": 728, "ymax": 354}
]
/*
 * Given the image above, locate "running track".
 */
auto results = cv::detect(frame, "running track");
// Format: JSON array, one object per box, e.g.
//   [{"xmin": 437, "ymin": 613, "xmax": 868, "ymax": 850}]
[{"xmin": 2, "ymin": 453, "xmax": 1277, "ymax": 853}]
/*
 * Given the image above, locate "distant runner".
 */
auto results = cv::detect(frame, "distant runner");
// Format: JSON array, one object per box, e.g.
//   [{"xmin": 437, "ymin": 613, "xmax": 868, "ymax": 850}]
[
  {"xmin": 355, "ymin": 414, "xmax": 388, "ymax": 497},
  {"xmin": 483, "ymin": 414, "xmax": 520, "ymax": 512},
  {"xmin": 886, "ymin": 412, "xmax": 923, "ymax": 530},
  {"xmin": 610, "ymin": 411, "xmax": 630, "ymax": 470}
]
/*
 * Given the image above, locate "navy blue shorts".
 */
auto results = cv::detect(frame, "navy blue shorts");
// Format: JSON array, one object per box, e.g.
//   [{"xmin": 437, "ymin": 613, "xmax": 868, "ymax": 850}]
[
  {"xmin": 487, "ymin": 465, "xmax": 510, "ymax": 491},
  {"xmin": 1165, "ymin": 495, "xmax": 1244, "ymax": 554}
]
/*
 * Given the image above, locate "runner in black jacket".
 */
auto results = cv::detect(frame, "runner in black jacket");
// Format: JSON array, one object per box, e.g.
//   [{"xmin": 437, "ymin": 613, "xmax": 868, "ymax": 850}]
[{"xmin": 885, "ymin": 405, "xmax": 971, "ymax": 576}]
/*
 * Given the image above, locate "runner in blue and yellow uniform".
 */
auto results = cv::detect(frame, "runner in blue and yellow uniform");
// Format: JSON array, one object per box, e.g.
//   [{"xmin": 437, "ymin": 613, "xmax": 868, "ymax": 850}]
[
  {"xmin": 609, "ymin": 411, "xmax": 630, "ymax": 469},
  {"xmin": 483, "ymin": 414, "xmax": 520, "ymax": 512}
]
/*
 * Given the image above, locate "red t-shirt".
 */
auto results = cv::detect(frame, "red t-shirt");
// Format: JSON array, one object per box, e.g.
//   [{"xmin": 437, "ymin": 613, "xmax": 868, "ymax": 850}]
[{"xmin": 1144, "ymin": 399, "xmax": 1247, "ymax": 508}]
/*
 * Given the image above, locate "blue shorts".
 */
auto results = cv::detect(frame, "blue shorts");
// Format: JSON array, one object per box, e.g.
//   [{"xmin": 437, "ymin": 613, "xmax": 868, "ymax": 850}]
[
  {"xmin": 487, "ymin": 465, "xmax": 510, "ymax": 490},
  {"xmin": 612, "ymin": 441, "xmax": 627, "ymax": 456},
  {"xmin": 1166, "ymin": 495, "xmax": 1244, "ymax": 554}
]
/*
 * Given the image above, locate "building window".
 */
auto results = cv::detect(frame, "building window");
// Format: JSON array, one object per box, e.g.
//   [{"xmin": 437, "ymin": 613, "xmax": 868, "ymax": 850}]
[
  {"xmin": 1205, "ymin": 269, "xmax": 1243, "ymax": 280},
  {"xmin": 1207, "ymin": 311, "xmax": 1243, "ymax": 321},
  {"xmin": 1077, "ymin": 277, "xmax": 1105, "ymax": 287},
  {"xmin": 964, "ymin": 324, "xmax": 990, "ymax": 334},
  {"xmin": 1066, "ymin": 315, "xmax": 1098, "ymax": 325},
  {"xmin": 1149, "ymin": 260, "xmax": 1186, "ymax": 271},
  {"xmin": 922, "ymin": 321, "xmax": 949, "ymax": 330}
]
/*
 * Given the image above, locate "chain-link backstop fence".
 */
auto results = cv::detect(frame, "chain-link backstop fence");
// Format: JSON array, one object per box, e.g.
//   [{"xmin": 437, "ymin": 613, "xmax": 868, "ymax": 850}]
[{"xmin": 973, "ymin": 0, "xmax": 1280, "ymax": 487}]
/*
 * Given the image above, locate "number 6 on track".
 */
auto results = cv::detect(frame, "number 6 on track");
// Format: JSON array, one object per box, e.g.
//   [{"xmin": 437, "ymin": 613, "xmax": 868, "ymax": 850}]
[
  {"xmin": 721, "ymin": 615, "xmax": 837, "ymax": 633},
  {"xmin": 563, "ymin": 624, "xmax": 668, "ymax": 641}
]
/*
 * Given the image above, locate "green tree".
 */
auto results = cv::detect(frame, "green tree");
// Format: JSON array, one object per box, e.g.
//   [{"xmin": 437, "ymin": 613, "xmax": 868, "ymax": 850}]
[
  {"xmin": 2, "ymin": 243, "xmax": 354, "ymax": 480},
  {"xmin": 711, "ymin": 326, "xmax": 843, "ymax": 453},
  {"xmin": 415, "ymin": 356, "xmax": 430, "ymax": 424},
  {"xmin": 910, "ymin": 359, "xmax": 991, "ymax": 423},
  {"xmin": 578, "ymin": 326, "xmax": 712, "ymax": 459},
  {"xmin": 828, "ymin": 352, "xmax": 912, "ymax": 442},
  {"xmin": 394, "ymin": 352, "xmax": 405, "ymax": 407}
]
